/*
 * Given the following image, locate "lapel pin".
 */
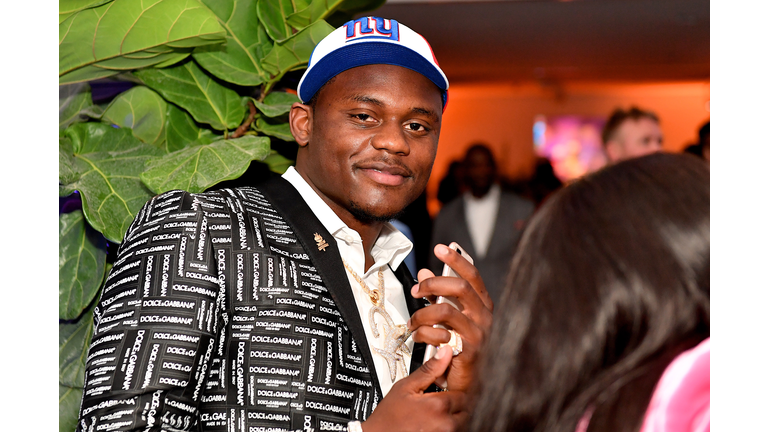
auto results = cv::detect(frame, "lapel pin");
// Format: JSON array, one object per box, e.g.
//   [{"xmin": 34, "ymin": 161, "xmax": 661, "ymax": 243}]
[{"xmin": 314, "ymin": 233, "xmax": 329, "ymax": 251}]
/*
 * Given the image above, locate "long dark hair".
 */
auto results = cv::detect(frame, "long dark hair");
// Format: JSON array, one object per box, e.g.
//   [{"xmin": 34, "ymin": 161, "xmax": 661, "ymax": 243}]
[{"xmin": 467, "ymin": 153, "xmax": 710, "ymax": 432}]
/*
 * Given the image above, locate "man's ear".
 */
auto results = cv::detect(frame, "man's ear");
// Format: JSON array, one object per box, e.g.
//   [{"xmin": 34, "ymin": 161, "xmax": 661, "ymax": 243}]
[{"xmin": 289, "ymin": 102, "xmax": 312, "ymax": 147}]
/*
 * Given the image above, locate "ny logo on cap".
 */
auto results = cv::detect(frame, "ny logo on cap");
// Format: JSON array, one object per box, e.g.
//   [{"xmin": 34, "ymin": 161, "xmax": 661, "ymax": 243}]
[{"xmin": 345, "ymin": 17, "xmax": 400, "ymax": 42}]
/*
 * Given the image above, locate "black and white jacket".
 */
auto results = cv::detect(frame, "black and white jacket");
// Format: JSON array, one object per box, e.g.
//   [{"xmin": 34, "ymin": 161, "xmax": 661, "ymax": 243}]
[{"xmin": 76, "ymin": 176, "xmax": 428, "ymax": 432}]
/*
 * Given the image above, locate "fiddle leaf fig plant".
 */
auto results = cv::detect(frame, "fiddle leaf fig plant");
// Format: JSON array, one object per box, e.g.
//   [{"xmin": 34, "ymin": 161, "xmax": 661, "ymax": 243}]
[{"xmin": 58, "ymin": 0, "xmax": 383, "ymax": 430}]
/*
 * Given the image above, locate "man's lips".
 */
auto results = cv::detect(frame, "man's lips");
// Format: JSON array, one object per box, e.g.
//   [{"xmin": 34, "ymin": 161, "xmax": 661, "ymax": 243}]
[{"xmin": 355, "ymin": 161, "xmax": 412, "ymax": 186}]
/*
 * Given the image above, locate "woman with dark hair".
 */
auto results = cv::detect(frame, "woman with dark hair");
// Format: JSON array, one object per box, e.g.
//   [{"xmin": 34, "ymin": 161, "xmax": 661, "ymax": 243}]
[{"xmin": 466, "ymin": 153, "xmax": 709, "ymax": 432}]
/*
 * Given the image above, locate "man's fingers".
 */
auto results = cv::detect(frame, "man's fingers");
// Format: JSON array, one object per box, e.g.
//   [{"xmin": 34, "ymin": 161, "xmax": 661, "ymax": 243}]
[
  {"xmin": 413, "ymin": 277, "xmax": 480, "ymax": 314},
  {"xmin": 414, "ymin": 245, "xmax": 493, "ymax": 315},
  {"xmin": 409, "ymin": 309, "xmax": 486, "ymax": 366},
  {"xmin": 408, "ymin": 303, "xmax": 486, "ymax": 348},
  {"xmin": 432, "ymin": 244, "xmax": 494, "ymax": 311},
  {"xmin": 403, "ymin": 345, "xmax": 453, "ymax": 392},
  {"xmin": 412, "ymin": 269, "xmax": 438, "ymax": 305},
  {"xmin": 411, "ymin": 325, "xmax": 452, "ymax": 345},
  {"xmin": 410, "ymin": 283, "xmax": 437, "ymax": 306},
  {"xmin": 432, "ymin": 390, "xmax": 467, "ymax": 415},
  {"xmin": 417, "ymin": 268, "xmax": 435, "ymax": 282},
  {"xmin": 417, "ymin": 388, "xmax": 467, "ymax": 417},
  {"xmin": 452, "ymin": 410, "xmax": 470, "ymax": 427}
]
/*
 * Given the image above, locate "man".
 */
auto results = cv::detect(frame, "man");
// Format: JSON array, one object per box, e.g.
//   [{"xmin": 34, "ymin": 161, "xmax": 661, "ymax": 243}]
[
  {"xmin": 430, "ymin": 144, "xmax": 534, "ymax": 305},
  {"xmin": 601, "ymin": 106, "xmax": 664, "ymax": 163},
  {"xmin": 76, "ymin": 17, "xmax": 493, "ymax": 432}
]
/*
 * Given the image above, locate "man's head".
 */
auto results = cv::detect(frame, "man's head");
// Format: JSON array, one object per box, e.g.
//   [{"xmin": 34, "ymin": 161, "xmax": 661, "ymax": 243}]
[
  {"xmin": 289, "ymin": 17, "xmax": 447, "ymax": 224},
  {"xmin": 463, "ymin": 144, "xmax": 497, "ymax": 198},
  {"xmin": 601, "ymin": 107, "xmax": 664, "ymax": 163}
]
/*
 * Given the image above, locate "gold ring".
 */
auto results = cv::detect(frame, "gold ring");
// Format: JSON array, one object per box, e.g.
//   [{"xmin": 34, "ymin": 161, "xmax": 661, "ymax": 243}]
[{"xmin": 447, "ymin": 330, "xmax": 462, "ymax": 356}]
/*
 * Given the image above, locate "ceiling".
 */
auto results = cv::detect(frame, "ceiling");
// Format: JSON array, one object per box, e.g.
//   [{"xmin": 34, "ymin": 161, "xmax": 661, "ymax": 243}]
[{"xmin": 356, "ymin": 0, "xmax": 710, "ymax": 84}]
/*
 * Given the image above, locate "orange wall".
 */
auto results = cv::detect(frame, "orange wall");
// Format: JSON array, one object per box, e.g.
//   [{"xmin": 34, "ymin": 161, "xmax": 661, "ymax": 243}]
[{"xmin": 428, "ymin": 80, "xmax": 711, "ymax": 215}]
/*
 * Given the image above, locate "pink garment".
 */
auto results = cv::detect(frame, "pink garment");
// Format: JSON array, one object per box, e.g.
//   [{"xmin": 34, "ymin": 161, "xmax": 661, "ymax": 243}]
[
  {"xmin": 640, "ymin": 338, "xmax": 710, "ymax": 432},
  {"xmin": 575, "ymin": 338, "xmax": 710, "ymax": 432}
]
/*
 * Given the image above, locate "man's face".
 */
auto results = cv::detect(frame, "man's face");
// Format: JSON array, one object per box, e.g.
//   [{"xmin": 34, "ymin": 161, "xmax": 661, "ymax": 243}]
[
  {"xmin": 465, "ymin": 149, "xmax": 495, "ymax": 197},
  {"xmin": 606, "ymin": 117, "xmax": 664, "ymax": 162},
  {"xmin": 293, "ymin": 64, "xmax": 443, "ymax": 223}
]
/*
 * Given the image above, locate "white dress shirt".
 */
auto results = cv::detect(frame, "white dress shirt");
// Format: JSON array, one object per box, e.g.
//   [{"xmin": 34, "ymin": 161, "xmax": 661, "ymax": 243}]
[
  {"xmin": 282, "ymin": 167, "xmax": 414, "ymax": 396},
  {"xmin": 463, "ymin": 183, "xmax": 501, "ymax": 259}
]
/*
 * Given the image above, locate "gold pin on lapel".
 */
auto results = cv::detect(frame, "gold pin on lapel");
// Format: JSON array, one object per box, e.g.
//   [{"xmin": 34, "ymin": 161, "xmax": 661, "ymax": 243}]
[{"xmin": 314, "ymin": 233, "xmax": 329, "ymax": 251}]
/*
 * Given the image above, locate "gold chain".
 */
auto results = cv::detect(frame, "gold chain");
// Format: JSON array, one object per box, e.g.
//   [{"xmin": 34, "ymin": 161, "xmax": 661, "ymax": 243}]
[
  {"xmin": 341, "ymin": 259, "xmax": 384, "ymax": 306},
  {"xmin": 341, "ymin": 258, "xmax": 413, "ymax": 345},
  {"xmin": 341, "ymin": 258, "xmax": 414, "ymax": 382}
]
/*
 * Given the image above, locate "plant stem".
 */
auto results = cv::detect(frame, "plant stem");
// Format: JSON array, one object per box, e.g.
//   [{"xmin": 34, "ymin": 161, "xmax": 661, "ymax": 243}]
[{"xmin": 230, "ymin": 101, "xmax": 257, "ymax": 138}]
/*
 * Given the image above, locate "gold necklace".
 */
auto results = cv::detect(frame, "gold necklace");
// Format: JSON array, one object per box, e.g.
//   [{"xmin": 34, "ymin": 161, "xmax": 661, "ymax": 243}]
[{"xmin": 342, "ymin": 259, "xmax": 411, "ymax": 383}]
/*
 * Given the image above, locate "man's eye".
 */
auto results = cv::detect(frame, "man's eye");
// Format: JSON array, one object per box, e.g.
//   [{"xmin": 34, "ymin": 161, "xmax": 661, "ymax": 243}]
[
  {"xmin": 353, "ymin": 114, "xmax": 371, "ymax": 121},
  {"xmin": 407, "ymin": 123, "xmax": 427, "ymax": 132}
]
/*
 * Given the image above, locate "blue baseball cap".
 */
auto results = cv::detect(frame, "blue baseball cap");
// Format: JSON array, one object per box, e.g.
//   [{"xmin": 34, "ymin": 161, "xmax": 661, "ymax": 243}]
[{"xmin": 297, "ymin": 17, "xmax": 449, "ymax": 110}]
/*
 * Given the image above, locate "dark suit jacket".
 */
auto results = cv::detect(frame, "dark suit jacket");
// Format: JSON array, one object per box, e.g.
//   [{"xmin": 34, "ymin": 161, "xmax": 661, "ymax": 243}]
[
  {"xmin": 77, "ymin": 176, "xmax": 428, "ymax": 432},
  {"xmin": 430, "ymin": 189, "xmax": 534, "ymax": 305}
]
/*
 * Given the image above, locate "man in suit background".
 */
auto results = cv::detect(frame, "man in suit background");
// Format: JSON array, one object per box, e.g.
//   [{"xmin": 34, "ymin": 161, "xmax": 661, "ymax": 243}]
[
  {"xmin": 431, "ymin": 144, "xmax": 535, "ymax": 305},
  {"xmin": 602, "ymin": 106, "xmax": 664, "ymax": 163},
  {"xmin": 76, "ymin": 17, "xmax": 493, "ymax": 432}
]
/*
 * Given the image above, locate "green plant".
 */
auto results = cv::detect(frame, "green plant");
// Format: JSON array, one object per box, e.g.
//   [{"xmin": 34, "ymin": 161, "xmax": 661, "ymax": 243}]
[{"xmin": 58, "ymin": 0, "xmax": 383, "ymax": 430}]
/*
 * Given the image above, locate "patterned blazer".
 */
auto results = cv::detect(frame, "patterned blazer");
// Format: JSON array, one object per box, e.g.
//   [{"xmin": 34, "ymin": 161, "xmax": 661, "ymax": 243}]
[{"xmin": 77, "ymin": 175, "xmax": 428, "ymax": 432}]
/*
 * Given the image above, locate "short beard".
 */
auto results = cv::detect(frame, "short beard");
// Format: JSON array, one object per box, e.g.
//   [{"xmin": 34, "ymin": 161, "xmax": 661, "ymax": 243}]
[{"xmin": 349, "ymin": 200, "xmax": 405, "ymax": 224}]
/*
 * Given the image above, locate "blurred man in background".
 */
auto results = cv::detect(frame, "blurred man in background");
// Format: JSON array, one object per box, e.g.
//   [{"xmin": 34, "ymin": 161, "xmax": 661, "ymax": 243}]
[
  {"xmin": 431, "ymin": 144, "xmax": 534, "ymax": 305},
  {"xmin": 602, "ymin": 106, "xmax": 664, "ymax": 163}
]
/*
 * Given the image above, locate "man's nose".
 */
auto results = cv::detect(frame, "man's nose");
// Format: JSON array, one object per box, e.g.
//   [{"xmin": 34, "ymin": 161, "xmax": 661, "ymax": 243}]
[{"xmin": 371, "ymin": 121, "xmax": 410, "ymax": 155}]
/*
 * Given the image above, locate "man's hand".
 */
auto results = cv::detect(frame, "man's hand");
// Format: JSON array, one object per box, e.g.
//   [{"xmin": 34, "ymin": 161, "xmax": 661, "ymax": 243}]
[
  {"xmin": 407, "ymin": 243, "xmax": 494, "ymax": 392},
  {"xmin": 361, "ymin": 345, "xmax": 466, "ymax": 432}
]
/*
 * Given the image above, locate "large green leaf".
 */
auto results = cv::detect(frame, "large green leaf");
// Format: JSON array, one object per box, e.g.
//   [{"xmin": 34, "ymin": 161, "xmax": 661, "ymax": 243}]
[
  {"xmin": 59, "ymin": 64, "xmax": 119, "ymax": 86},
  {"xmin": 59, "ymin": 211, "xmax": 107, "ymax": 320},
  {"xmin": 192, "ymin": 0, "xmax": 273, "ymax": 86},
  {"xmin": 164, "ymin": 103, "xmax": 216, "ymax": 153},
  {"xmin": 263, "ymin": 150, "xmax": 294, "ymax": 174},
  {"xmin": 59, "ymin": 307, "xmax": 95, "ymax": 388},
  {"xmin": 60, "ymin": 123, "xmax": 163, "ymax": 243},
  {"xmin": 153, "ymin": 51, "xmax": 193, "ymax": 69},
  {"xmin": 252, "ymin": 91, "xmax": 300, "ymax": 118},
  {"xmin": 59, "ymin": 302, "xmax": 95, "ymax": 432},
  {"xmin": 60, "ymin": 137, "xmax": 79, "ymax": 189},
  {"xmin": 141, "ymin": 135, "xmax": 271, "ymax": 193},
  {"xmin": 285, "ymin": 0, "xmax": 345, "ymax": 29},
  {"xmin": 59, "ymin": 0, "xmax": 227, "ymax": 84},
  {"xmin": 136, "ymin": 60, "xmax": 245, "ymax": 131},
  {"xmin": 103, "ymin": 86, "xmax": 168, "ymax": 146},
  {"xmin": 60, "ymin": 83, "xmax": 94, "ymax": 130},
  {"xmin": 257, "ymin": 0, "xmax": 295, "ymax": 41},
  {"xmin": 262, "ymin": 20, "xmax": 335, "ymax": 77},
  {"xmin": 59, "ymin": 0, "xmax": 114, "ymax": 23},
  {"xmin": 59, "ymin": 384, "xmax": 83, "ymax": 432},
  {"xmin": 286, "ymin": 0, "xmax": 382, "ymax": 30},
  {"xmin": 60, "ymin": 0, "xmax": 114, "ymax": 16},
  {"xmin": 255, "ymin": 117, "xmax": 294, "ymax": 141}
]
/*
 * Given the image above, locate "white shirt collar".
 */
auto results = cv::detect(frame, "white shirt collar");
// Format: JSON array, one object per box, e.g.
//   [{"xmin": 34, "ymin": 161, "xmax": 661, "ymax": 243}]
[
  {"xmin": 463, "ymin": 183, "xmax": 501, "ymax": 204},
  {"xmin": 281, "ymin": 166, "xmax": 413, "ymax": 273}
]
